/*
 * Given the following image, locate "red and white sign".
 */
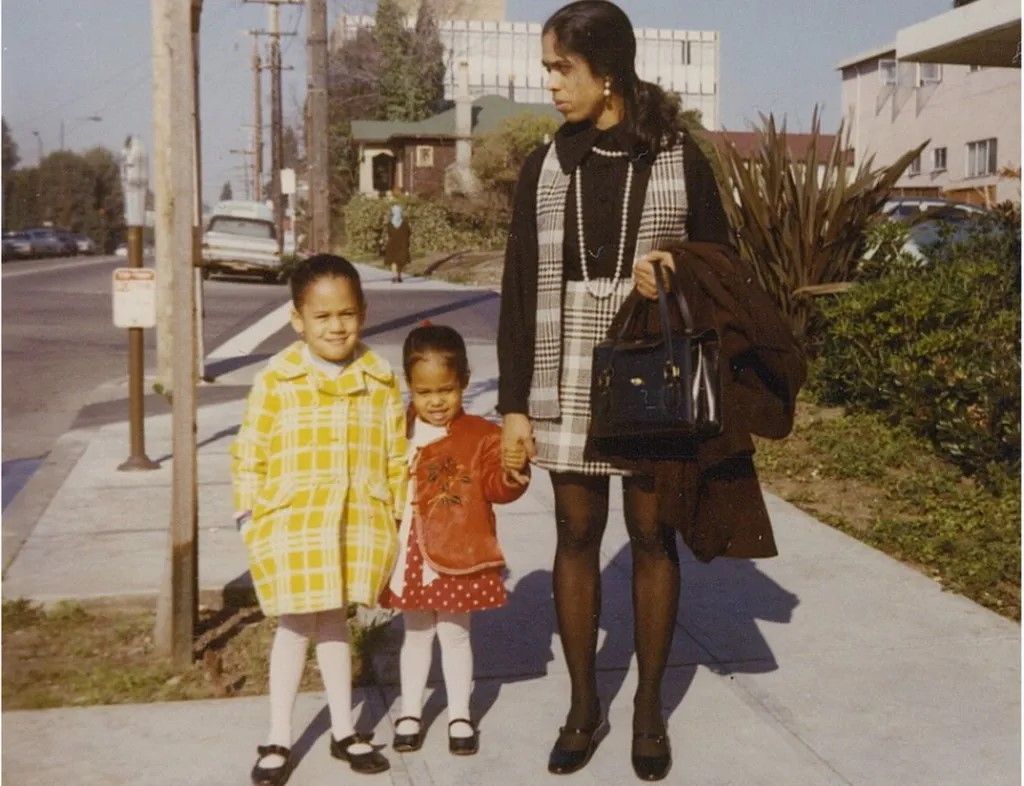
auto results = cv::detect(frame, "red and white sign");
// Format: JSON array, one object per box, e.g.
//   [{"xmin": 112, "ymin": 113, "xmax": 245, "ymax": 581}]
[{"xmin": 112, "ymin": 268, "xmax": 156, "ymax": 328}]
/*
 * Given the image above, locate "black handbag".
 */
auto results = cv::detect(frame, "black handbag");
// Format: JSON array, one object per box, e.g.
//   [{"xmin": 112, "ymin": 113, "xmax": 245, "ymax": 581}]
[{"xmin": 589, "ymin": 261, "xmax": 722, "ymax": 460}]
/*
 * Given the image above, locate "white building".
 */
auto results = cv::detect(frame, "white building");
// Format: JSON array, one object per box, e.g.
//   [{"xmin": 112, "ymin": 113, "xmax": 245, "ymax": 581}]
[
  {"xmin": 837, "ymin": 0, "xmax": 1020, "ymax": 205},
  {"xmin": 333, "ymin": 15, "xmax": 720, "ymax": 129}
]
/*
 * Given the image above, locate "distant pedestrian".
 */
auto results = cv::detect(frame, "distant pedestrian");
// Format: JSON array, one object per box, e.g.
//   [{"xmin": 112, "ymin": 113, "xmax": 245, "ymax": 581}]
[
  {"xmin": 383, "ymin": 203, "xmax": 410, "ymax": 283},
  {"xmin": 232, "ymin": 254, "xmax": 407, "ymax": 785},
  {"xmin": 380, "ymin": 323, "xmax": 529, "ymax": 756}
]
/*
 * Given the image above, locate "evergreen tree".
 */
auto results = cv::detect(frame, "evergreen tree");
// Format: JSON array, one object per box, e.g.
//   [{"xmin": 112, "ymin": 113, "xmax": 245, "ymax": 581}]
[
  {"xmin": 413, "ymin": 3, "xmax": 446, "ymax": 116},
  {"xmin": 375, "ymin": 0, "xmax": 419, "ymax": 121},
  {"xmin": 2, "ymin": 118, "xmax": 19, "ymax": 176},
  {"xmin": 220, "ymin": 181, "xmax": 233, "ymax": 201}
]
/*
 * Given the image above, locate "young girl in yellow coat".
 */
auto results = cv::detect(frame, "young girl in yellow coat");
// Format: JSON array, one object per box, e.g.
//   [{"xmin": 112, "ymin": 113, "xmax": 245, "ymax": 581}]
[{"xmin": 232, "ymin": 255, "xmax": 406, "ymax": 785}]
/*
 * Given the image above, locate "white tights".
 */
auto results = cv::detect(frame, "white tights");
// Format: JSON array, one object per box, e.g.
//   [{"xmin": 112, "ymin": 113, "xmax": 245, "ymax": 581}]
[
  {"xmin": 397, "ymin": 610, "xmax": 474, "ymax": 737},
  {"xmin": 262, "ymin": 609, "xmax": 370, "ymax": 765}
]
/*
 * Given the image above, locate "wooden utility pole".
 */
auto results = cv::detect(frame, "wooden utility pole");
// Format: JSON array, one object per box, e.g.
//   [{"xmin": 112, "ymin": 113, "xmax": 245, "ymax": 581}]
[
  {"xmin": 152, "ymin": 0, "xmax": 199, "ymax": 670},
  {"xmin": 192, "ymin": 0, "xmax": 208, "ymax": 384},
  {"xmin": 250, "ymin": 32, "xmax": 264, "ymax": 201},
  {"xmin": 269, "ymin": 3, "xmax": 284, "ymax": 254},
  {"xmin": 245, "ymin": 0, "xmax": 301, "ymax": 250},
  {"xmin": 307, "ymin": 0, "xmax": 330, "ymax": 252}
]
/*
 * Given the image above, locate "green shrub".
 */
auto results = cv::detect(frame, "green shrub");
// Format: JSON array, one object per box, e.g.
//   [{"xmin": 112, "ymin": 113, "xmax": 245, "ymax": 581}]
[
  {"xmin": 812, "ymin": 214, "xmax": 1020, "ymax": 481},
  {"xmin": 342, "ymin": 194, "xmax": 507, "ymax": 258}
]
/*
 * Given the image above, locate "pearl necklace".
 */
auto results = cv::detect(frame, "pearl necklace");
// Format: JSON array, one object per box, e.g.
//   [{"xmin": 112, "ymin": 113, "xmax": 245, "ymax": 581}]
[{"xmin": 575, "ymin": 145, "xmax": 633, "ymax": 299}]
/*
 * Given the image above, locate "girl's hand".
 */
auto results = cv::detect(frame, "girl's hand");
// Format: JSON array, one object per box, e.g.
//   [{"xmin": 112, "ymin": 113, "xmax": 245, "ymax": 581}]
[
  {"xmin": 633, "ymin": 250, "xmax": 676, "ymax": 300},
  {"xmin": 501, "ymin": 413, "xmax": 534, "ymax": 485}
]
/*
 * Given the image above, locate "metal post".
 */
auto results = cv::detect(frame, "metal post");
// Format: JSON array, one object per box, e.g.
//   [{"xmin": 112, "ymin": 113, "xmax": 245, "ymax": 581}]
[
  {"xmin": 119, "ymin": 225, "xmax": 159, "ymax": 472},
  {"xmin": 118, "ymin": 137, "xmax": 158, "ymax": 472}
]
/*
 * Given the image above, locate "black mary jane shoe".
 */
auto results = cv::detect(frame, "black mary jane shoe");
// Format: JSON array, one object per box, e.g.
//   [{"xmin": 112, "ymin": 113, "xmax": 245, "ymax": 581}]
[
  {"xmin": 547, "ymin": 720, "xmax": 605, "ymax": 775},
  {"xmin": 392, "ymin": 715, "xmax": 424, "ymax": 752},
  {"xmin": 631, "ymin": 731, "xmax": 672, "ymax": 781},
  {"xmin": 329, "ymin": 733, "xmax": 391, "ymax": 774},
  {"xmin": 447, "ymin": 718, "xmax": 479, "ymax": 756},
  {"xmin": 251, "ymin": 744, "xmax": 292, "ymax": 786}
]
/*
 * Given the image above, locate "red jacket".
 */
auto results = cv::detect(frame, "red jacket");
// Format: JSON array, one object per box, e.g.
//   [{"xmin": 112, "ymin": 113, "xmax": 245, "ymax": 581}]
[{"xmin": 411, "ymin": 411, "xmax": 528, "ymax": 575}]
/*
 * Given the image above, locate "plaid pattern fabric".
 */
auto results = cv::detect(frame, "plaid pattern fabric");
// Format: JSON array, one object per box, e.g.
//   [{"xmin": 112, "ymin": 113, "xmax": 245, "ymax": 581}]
[
  {"xmin": 533, "ymin": 279, "xmax": 635, "ymax": 474},
  {"xmin": 232, "ymin": 341, "xmax": 408, "ymax": 616},
  {"xmin": 529, "ymin": 144, "xmax": 572, "ymax": 419},
  {"xmin": 529, "ymin": 134, "xmax": 690, "ymax": 422}
]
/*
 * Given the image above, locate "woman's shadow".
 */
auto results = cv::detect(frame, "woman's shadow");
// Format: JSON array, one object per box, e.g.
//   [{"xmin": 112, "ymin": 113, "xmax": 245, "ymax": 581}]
[{"xmin": 469, "ymin": 537, "xmax": 799, "ymax": 735}]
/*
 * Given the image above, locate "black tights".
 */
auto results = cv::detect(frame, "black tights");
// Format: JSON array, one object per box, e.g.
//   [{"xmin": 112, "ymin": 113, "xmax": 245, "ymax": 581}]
[{"xmin": 551, "ymin": 472, "xmax": 680, "ymax": 742}]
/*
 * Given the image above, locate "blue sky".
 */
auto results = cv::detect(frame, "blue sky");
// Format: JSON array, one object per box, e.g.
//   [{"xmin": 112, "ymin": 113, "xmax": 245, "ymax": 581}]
[{"xmin": 2, "ymin": 0, "xmax": 951, "ymax": 205}]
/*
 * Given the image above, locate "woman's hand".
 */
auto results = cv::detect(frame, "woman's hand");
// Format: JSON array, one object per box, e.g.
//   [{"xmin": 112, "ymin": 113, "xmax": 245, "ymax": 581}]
[
  {"xmin": 633, "ymin": 250, "xmax": 676, "ymax": 300},
  {"xmin": 501, "ymin": 413, "xmax": 535, "ymax": 485}
]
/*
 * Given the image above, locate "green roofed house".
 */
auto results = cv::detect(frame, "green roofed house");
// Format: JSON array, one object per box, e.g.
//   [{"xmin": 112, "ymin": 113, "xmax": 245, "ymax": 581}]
[{"xmin": 350, "ymin": 83, "xmax": 561, "ymax": 199}]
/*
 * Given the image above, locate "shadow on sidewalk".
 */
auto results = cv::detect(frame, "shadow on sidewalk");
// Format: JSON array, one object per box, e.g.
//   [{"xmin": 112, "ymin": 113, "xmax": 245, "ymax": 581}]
[{"xmin": 466, "ymin": 540, "xmax": 799, "ymax": 736}]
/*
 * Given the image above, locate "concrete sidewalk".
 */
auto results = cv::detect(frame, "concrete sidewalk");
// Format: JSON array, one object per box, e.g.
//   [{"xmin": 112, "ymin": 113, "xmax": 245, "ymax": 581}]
[{"xmin": 2, "ymin": 264, "xmax": 1019, "ymax": 785}]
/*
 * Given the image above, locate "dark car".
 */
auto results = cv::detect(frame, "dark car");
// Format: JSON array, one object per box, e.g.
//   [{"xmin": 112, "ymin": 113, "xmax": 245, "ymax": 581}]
[
  {"xmin": 55, "ymin": 230, "xmax": 80, "ymax": 256},
  {"xmin": 22, "ymin": 228, "xmax": 66, "ymax": 257},
  {"xmin": 2, "ymin": 231, "xmax": 34, "ymax": 260}
]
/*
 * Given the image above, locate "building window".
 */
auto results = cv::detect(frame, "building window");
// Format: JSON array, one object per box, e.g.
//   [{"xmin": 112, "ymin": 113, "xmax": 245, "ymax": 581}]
[
  {"xmin": 932, "ymin": 147, "xmax": 947, "ymax": 172},
  {"xmin": 680, "ymin": 40, "xmax": 691, "ymax": 65},
  {"xmin": 415, "ymin": 145, "xmax": 434, "ymax": 168},
  {"xmin": 878, "ymin": 58, "xmax": 897, "ymax": 86},
  {"xmin": 917, "ymin": 63, "xmax": 942, "ymax": 85},
  {"xmin": 908, "ymin": 153, "xmax": 921, "ymax": 176},
  {"xmin": 966, "ymin": 138, "xmax": 997, "ymax": 177}
]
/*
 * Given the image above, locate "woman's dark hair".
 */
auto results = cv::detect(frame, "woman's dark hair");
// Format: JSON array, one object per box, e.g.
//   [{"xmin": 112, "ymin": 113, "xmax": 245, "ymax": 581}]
[
  {"xmin": 403, "ymin": 324, "xmax": 470, "ymax": 387},
  {"xmin": 289, "ymin": 253, "xmax": 365, "ymax": 309},
  {"xmin": 543, "ymin": 0, "xmax": 682, "ymax": 155}
]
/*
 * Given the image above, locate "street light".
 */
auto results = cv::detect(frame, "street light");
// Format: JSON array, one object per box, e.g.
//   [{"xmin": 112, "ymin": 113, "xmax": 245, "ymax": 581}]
[
  {"xmin": 32, "ymin": 130, "xmax": 43, "ymax": 163},
  {"xmin": 60, "ymin": 115, "xmax": 103, "ymax": 151}
]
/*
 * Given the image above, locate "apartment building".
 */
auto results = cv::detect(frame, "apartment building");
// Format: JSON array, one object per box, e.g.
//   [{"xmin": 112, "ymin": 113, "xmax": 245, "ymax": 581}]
[
  {"xmin": 837, "ymin": 0, "xmax": 1020, "ymax": 205},
  {"xmin": 333, "ymin": 14, "xmax": 720, "ymax": 129}
]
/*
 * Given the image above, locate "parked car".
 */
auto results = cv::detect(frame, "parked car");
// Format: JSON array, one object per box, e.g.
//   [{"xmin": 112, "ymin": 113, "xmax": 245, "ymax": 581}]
[
  {"xmin": 201, "ymin": 200, "xmax": 283, "ymax": 283},
  {"xmin": 2, "ymin": 231, "xmax": 34, "ymax": 260},
  {"xmin": 114, "ymin": 242, "xmax": 128, "ymax": 258},
  {"xmin": 22, "ymin": 228, "xmax": 67, "ymax": 257},
  {"xmin": 882, "ymin": 197, "xmax": 986, "ymax": 223},
  {"xmin": 55, "ymin": 230, "xmax": 80, "ymax": 256},
  {"xmin": 72, "ymin": 233, "xmax": 96, "ymax": 254}
]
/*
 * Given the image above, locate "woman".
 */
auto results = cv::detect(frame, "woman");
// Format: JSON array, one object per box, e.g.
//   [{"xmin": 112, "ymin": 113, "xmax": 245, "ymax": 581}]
[
  {"xmin": 496, "ymin": 1, "xmax": 732, "ymax": 780},
  {"xmin": 384, "ymin": 203, "xmax": 410, "ymax": 283}
]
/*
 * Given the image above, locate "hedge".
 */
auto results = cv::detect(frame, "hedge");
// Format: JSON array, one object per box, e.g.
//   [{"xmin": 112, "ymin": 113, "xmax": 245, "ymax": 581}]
[
  {"xmin": 812, "ymin": 208, "xmax": 1021, "ymax": 482},
  {"xmin": 342, "ymin": 194, "xmax": 507, "ymax": 258}
]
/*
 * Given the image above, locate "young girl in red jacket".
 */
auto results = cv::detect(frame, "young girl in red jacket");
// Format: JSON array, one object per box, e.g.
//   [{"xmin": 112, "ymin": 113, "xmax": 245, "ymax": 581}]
[{"xmin": 380, "ymin": 323, "xmax": 529, "ymax": 755}]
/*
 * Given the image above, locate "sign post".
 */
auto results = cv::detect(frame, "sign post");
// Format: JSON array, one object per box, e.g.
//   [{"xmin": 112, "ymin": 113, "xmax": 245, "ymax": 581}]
[{"xmin": 117, "ymin": 136, "xmax": 158, "ymax": 471}]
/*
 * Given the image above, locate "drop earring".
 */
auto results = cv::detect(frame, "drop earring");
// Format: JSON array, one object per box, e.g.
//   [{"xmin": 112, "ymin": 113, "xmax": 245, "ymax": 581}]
[{"xmin": 603, "ymin": 77, "xmax": 612, "ymax": 109}]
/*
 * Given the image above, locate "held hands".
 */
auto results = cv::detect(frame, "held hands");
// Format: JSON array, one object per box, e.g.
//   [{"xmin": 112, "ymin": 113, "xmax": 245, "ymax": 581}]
[
  {"xmin": 633, "ymin": 250, "xmax": 676, "ymax": 300},
  {"xmin": 501, "ymin": 413, "xmax": 535, "ymax": 486}
]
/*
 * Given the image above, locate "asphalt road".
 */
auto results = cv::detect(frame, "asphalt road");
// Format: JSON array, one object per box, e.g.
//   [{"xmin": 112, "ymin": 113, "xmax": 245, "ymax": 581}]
[{"xmin": 1, "ymin": 255, "xmax": 293, "ymax": 507}]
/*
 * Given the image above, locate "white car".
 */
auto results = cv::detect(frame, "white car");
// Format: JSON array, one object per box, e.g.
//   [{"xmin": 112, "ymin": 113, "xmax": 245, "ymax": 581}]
[{"xmin": 201, "ymin": 200, "xmax": 283, "ymax": 283}]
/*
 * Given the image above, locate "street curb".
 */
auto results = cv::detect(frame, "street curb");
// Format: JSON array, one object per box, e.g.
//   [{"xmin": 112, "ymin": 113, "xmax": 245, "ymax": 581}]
[{"xmin": 1, "ymin": 430, "xmax": 90, "ymax": 575}]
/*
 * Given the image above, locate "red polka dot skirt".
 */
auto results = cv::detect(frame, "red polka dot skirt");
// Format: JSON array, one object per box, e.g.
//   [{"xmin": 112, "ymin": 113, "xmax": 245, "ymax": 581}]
[{"xmin": 380, "ymin": 522, "xmax": 506, "ymax": 613}]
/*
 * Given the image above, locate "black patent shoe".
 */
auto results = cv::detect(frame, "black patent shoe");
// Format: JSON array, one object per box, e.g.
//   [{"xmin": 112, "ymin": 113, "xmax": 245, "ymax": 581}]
[
  {"xmin": 448, "ymin": 718, "xmax": 479, "ymax": 756},
  {"xmin": 251, "ymin": 744, "xmax": 292, "ymax": 786},
  {"xmin": 393, "ymin": 716, "xmax": 423, "ymax": 752},
  {"xmin": 547, "ymin": 719, "xmax": 605, "ymax": 775},
  {"xmin": 631, "ymin": 731, "xmax": 672, "ymax": 781},
  {"xmin": 329, "ymin": 733, "xmax": 390, "ymax": 774}
]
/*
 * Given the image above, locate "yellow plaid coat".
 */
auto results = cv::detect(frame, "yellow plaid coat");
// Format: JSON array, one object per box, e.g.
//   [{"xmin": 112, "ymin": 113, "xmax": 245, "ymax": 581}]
[{"xmin": 231, "ymin": 341, "xmax": 408, "ymax": 616}]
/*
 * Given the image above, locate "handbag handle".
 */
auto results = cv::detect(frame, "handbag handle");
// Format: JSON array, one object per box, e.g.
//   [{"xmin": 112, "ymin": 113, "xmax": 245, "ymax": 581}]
[{"xmin": 614, "ymin": 257, "xmax": 696, "ymax": 344}]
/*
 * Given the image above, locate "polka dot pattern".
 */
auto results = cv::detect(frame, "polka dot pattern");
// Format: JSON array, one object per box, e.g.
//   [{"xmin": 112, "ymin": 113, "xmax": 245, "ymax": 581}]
[{"xmin": 380, "ymin": 522, "xmax": 507, "ymax": 612}]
